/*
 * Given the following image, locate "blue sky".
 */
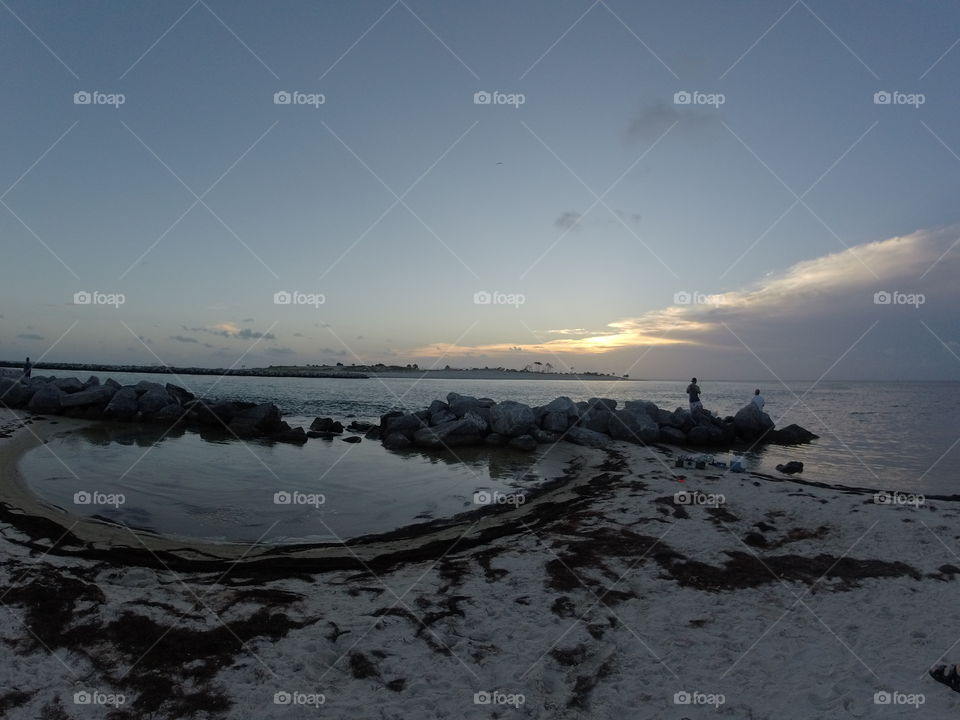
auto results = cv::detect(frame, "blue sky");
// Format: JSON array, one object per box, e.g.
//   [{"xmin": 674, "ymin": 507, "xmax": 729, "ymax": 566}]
[{"xmin": 1, "ymin": 0, "xmax": 959, "ymax": 379}]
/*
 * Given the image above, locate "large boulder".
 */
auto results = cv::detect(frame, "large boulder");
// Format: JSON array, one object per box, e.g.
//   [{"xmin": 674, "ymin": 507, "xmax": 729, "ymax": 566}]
[
  {"xmin": 430, "ymin": 409, "xmax": 457, "ymax": 426},
  {"xmin": 656, "ymin": 408, "xmax": 682, "ymax": 428},
  {"xmin": 579, "ymin": 401, "xmax": 615, "ymax": 433},
  {"xmin": 0, "ymin": 378, "xmax": 33, "ymax": 408},
  {"xmin": 383, "ymin": 412, "xmax": 427, "ymax": 439},
  {"xmin": 659, "ymin": 426, "xmax": 687, "ymax": 445},
  {"xmin": 733, "ymin": 403, "xmax": 774, "ymax": 442},
  {"xmin": 608, "ymin": 408, "xmax": 659, "ymax": 444},
  {"xmin": 564, "ymin": 426, "xmax": 612, "ymax": 448},
  {"xmin": 535, "ymin": 396, "xmax": 578, "ymax": 419},
  {"xmin": 624, "ymin": 400, "xmax": 659, "ymax": 420},
  {"xmin": 82, "ymin": 376, "xmax": 100, "ymax": 389},
  {"xmin": 165, "ymin": 383, "xmax": 195, "ymax": 405},
  {"xmin": 687, "ymin": 424, "xmax": 725, "ymax": 446},
  {"xmin": 53, "ymin": 377, "xmax": 84, "ymax": 394},
  {"xmin": 27, "ymin": 385, "xmax": 63, "ymax": 414},
  {"xmin": 103, "ymin": 387, "xmax": 139, "ymax": 420},
  {"xmin": 413, "ymin": 412, "xmax": 486, "ymax": 448},
  {"xmin": 152, "ymin": 404, "xmax": 185, "ymax": 425},
  {"xmin": 60, "ymin": 385, "xmax": 117, "ymax": 408},
  {"xmin": 490, "ymin": 401, "xmax": 534, "ymax": 437},
  {"xmin": 768, "ymin": 423, "xmax": 819, "ymax": 444},
  {"xmin": 446, "ymin": 393, "xmax": 482, "ymax": 418},
  {"xmin": 541, "ymin": 411, "xmax": 571, "ymax": 433},
  {"xmin": 105, "ymin": 378, "xmax": 122, "ymax": 390},
  {"xmin": 133, "ymin": 380, "xmax": 166, "ymax": 396},
  {"xmin": 138, "ymin": 389, "xmax": 173, "ymax": 416},
  {"xmin": 232, "ymin": 403, "xmax": 282, "ymax": 434},
  {"xmin": 310, "ymin": 417, "xmax": 344, "ymax": 433}
]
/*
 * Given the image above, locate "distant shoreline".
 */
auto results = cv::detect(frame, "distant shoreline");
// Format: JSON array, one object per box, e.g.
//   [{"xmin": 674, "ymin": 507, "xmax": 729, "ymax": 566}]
[{"xmin": 0, "ymin": 362, "xmax": 626, "ymax": 382}]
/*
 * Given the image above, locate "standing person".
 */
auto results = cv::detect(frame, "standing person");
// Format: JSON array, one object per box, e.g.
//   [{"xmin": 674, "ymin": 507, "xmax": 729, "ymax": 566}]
[
  {"xmin": 22, "ymin": 357, "xmax": 32, "ymax": 381},
  {"xmin": 752, "ymin": 388, "xmax": 764, "ymax": 411},
  {"xmin": 686, "ymin": 377, "xmax": 702, "ymax": 411}
]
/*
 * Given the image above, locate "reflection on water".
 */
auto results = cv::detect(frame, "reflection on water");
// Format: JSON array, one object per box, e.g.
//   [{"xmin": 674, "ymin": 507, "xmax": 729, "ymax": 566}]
[{"xmin": 20, "ymin": 424, "xmax": 573, "ymax": 544}]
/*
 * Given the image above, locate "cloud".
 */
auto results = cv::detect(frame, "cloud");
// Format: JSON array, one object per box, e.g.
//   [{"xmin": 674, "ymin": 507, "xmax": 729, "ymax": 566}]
[
  {"xmin": 17, "ymin": 333, "xmax": 44, "ymax": 340},
  {"xmin": 318, "ymin": 347, "xmax": 348, "ymax": 357},
  {"xmin": 169, "ymin": 335, "xmax": 199, "ymax": 343},
  {"xmin": 182, "ymin": 324, "xmax": 275, "ymax": 341},
  {"xmin": 625, "ymin": 102, "xmax": 718, "ymax": 143},
  {"xmin": 554, "ymin": 211, "xmax": 582, "ymax": 231},
  {"xmin": 410, "ymin": 225, "xmax": 960, "ymax": 379},
  {"xmin": 265, "ymin": 346, "xmax": 295, "ymax": 356}
]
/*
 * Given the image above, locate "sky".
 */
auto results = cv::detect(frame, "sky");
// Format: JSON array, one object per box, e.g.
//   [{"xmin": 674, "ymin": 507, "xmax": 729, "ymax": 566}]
[{"xmin": 1, "ymin": 0, "xmax": 959, "ymax": 381}]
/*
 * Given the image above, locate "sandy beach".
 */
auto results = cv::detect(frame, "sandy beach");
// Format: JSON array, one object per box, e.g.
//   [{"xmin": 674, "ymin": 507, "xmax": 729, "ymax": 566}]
[{"xmin": 1, "ymin": 408, "xmax": 957, "ymax": 719}]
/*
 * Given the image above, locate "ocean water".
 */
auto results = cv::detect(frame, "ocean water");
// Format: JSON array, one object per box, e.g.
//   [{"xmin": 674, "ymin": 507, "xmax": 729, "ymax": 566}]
[{"xmin": 17, "ymin": 372, "xmax": 960, "ymax": 543}]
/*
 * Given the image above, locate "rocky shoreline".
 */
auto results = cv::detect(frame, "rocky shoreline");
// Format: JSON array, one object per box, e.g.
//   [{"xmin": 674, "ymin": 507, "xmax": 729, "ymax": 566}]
[{"xmin": 0, "ymin": 371, "xmax": 818, "ymax": 452}]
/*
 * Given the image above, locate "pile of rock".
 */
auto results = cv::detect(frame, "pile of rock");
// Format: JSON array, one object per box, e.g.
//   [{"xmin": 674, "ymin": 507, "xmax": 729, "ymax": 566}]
[
  {"xmin": 0, "ymin": 374, "xmax": 305, "ymax": 443},
  {"xmin": 374, "ymin": 392, "xmax": 818, "ymax": 452}
]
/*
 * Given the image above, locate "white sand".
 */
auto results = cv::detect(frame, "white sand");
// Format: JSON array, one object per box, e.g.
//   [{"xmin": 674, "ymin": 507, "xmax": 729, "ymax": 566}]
[{"xmin": 0, "ymin": 410, "xmax": 957, "ymax": 718}]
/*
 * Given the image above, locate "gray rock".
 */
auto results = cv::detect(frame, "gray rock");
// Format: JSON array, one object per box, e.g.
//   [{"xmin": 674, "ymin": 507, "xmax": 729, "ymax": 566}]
[
  {"xmin": 536, "ymin": 396, "xmax": 578, "ymax": 419},
  {"xmin": 138, "ymin": 389, "xmax": 173, "ymax": 415},
  {"xmin": 776, "ymin": 461, "xmax": 804, "ymax": 474},
  {"xmin": 105, "ymin": 378, "xmax": 122, "ymax": 390},
  {"xmin": 733, "ymin": 402, "xmax": 774, "ymax": 441},
  {"xmin": 490, "ymin": 401, "xmax": 534, "ymax": 437},
  {"xmin": 272, "ymin": 426, "xmax": 308, "ymax": 444},
  {"xmin": 383, "ymin": 432, "xmax": 411, "ymax": 450},
  {"xmin": 446, "ymin": 392, "xmax": 482, "ymax": 418},
  {"xmin": 165, "ymin": 383, "xmax": 195, "ymax": 405},
  {"xmin": 564, "ymin": 426, "xmax": 612, "ymax": 448},
  {"xmin": 508, "ymin": 434, "xmax": 537, "ymax": 452},
  {"xmin": 656, "ymin": 408, "xmax": 681, "ymax": 428},
  {"xmin": 83, "ymin": 376, "xmax": 101, "ymax": 389},
  {"xmin": 59, "ymin": 386, "xmax": 117, "ymax": 408},
  {"xmin": 342, "ymin": 436, "xmax": 362, "ymax": 444},
  {"xmin": 233, "ymin": 403, "xmax": 282, "ymax": 433},
  {"xmin": 430, "ymin": 409, "xmax": 457, "ymax": 426},
  {"xmin": 53, "ymin": 377, "xmax": 84, "ymax": 394},
  {"xmin": 133, "ymin": 381, "xmax": 166, "ymax": 396},
  {"xmin": 768, "ymin": 424, "xmax": 818, "ymax": 444},
  {"xmin": 310, "ymin": 417, "xmax": 344, "ymax": 433},
  {"xmin": 28, "ymin": 385, "xmax": 63, "ymax": 413},
  {"xmin": 579, "ymin": 403, "xmax": 613, "ymax": 434},
  {"xmin": 383, "ymin": 413, "xmax": 427, "ymax": 439},
  {"xmin": 348, "ymin": 420, "xmax": 374, "ymax": 432},
  {"xmin": 152, "ymin": 404, "xmax": 184, "ymax": 424},
  {"xmin": 624, "ymin": 400, "xmax": 659, "ymax": 420},
  {"xmin": 587, "ymin": 397, "xmax": 618, "ymax": 411},
  {"xmin": 103, "ymin": 387, "xmax": 139, "ymax": 420},
  {"xmin": 608, "ymin": 409, "xmax": 659, "ymax": 444},
  {"xmin": 0, "ymin": 378, "xmax": 33, "ymax": 408},
  {"xmin": 541, "ymin": 411, "xmax": 570, "ymax": 433},
  {"xmin": 485, "ymin": 433, "xmax": 507, "ymax": 446},
  {"xmin": 413, "ymin": 413, "xmax": 486, "ymax": 447},
  {"xmin": 428, "ymin": 400, "xmax": 449, "ymax": 415},
  {"xmin": 687, "ymin": 425, "xmax": 724, "ymax": 445},
  {"xmin": 659, "ymin": 426, "xmax": 687, "ymax": 445}
]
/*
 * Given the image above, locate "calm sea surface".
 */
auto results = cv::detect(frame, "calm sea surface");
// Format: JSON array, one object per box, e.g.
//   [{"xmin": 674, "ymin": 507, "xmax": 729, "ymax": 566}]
[{"xmin": 18, "ymin": 372, "xmax": 960, "ymax": 543}]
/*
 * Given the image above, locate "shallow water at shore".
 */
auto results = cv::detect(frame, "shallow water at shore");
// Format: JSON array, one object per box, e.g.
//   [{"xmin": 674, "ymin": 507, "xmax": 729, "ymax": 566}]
[{"xmin": 20, "ymin": 422, "xmax": 576, "ymax": 543}]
